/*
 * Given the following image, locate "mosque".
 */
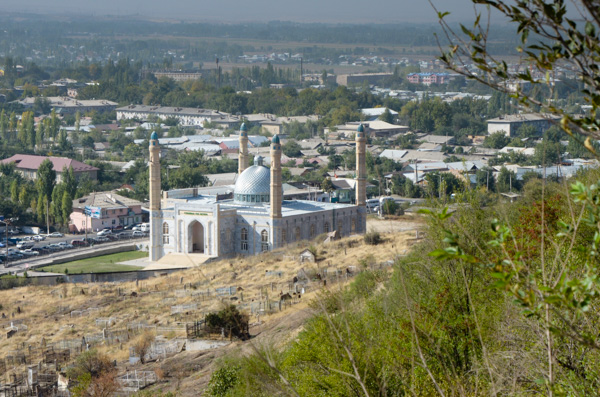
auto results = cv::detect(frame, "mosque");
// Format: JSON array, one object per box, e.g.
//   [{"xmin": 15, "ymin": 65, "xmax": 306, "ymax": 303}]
[{"xmin": 148, "ymin": 123, "xmax": 367, "ymax": 261}]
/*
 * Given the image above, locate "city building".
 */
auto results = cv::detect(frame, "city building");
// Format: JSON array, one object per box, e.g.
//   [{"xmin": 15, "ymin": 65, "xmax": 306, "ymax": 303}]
[
  {"xmin": 116, "ymin": 105, "xmax": 236, "ymax": 128},
  {"xmin": 148, "ymin": 124, "xmax": 368, "ymax": 262},
  {"xmin": 487, "ymin": 113, "xmax": 561, "ymax": 137},
  {"xmin": 0, "ymin": 154, "xmax": 98, "ymax": 182},
  {"xmin": 69, "ymin": 192, "xmax": 146, "ymax": 233},
  {"xmin": 16, "ymin": 97, "xmax": 118, "ymax": 115},
  {"xmin": 407, "ymin": 73, "xmax": 450, "ymax": 85},
  {"xmin": 336, "ymin": 73, "xmax": 393, "ymax": 86},
  {"xmin": 152, "ymin": 70, "xmax": 203, "ymax": 82}
]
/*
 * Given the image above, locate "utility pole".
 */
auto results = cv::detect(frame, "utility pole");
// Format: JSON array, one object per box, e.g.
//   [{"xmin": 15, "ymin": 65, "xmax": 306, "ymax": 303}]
[{"xmin": 46, "ymin": 199, "xmax": 50, "ymax": 235}]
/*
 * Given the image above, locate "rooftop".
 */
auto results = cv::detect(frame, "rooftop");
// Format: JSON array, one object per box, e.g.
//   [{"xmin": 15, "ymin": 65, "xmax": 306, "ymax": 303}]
[
  {"xmin": 1, "ymin": 154, "xmax": 98, "ymax": 172},
  {"xmin": 72, "ymin": 191, "xmax": 142, "ymax": 210}
]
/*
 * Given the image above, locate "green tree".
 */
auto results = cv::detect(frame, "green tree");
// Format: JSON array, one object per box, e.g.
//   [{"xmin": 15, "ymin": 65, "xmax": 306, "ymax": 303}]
[
  {"xmin": 10, "ymin": 180, "xmax": 18, "ymax": 202},
  {"xmin": 36, "ymin": 159, "xmax": 56, "ymax": 200},
  {"xmin": 378, "ymin": 107, "xmax": 394, "ymax": 123},
  {"xmin": 496, "ymin": 166, "xmax": 520, "ymax": 193},
  {"xmin": 61, "ymin": 190, "xmax": 72, "ymax": 226},
  {"xmin": 482, "ymin": 131, "xmax": 510, "ymax": 149},
  {"xmin": 282, "ymin": 140, "xmax": 302, "ymax": 158},
  {"xmin": 0, "ymin": 109, "xmax": 7, "ymax": 142},
  {"xmin": 36, "ymin": 193, "xmax": 46, "ymax": 224},
  {"xmin": 62, "ymin": 166, "xmax": 77, "ymax": 199}
]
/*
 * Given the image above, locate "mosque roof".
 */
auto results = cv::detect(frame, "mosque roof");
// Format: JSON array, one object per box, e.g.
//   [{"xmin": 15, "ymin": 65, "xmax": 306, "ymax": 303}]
[{"xmin": 233, "ymin": 157, "xmax": 270, "ymax": 196}]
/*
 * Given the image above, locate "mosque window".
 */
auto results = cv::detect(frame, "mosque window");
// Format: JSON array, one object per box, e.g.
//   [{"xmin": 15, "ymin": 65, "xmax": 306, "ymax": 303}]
[
  {"xmin": 261, "ymin": 230, "xmax": 269, "ymax": 252},
  {"xmin": 241, "ymin": 228, "xmax": 248, "ymax": 251},
  {"xmin": 324, "ymin": 222, "xmax": 330, "ymax": 233},
  {"xmin": 162, "ymin": 222, "xmax": 169, "ymax": 244},
  {"xmin": 310, "ymin": 224, "xmax": 316, "ymax": 238}
]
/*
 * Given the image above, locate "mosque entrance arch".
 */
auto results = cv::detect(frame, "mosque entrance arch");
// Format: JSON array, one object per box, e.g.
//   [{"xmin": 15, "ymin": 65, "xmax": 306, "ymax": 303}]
[{"xmin": 188, "ymin": 221, "xmax": 205, "ymax": 253}]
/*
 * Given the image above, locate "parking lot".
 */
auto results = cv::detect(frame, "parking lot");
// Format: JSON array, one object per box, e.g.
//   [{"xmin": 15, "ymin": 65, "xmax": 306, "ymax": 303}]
[{"xmin": 1, "ymin": 228, "xmax": 148, "ymax": 268}]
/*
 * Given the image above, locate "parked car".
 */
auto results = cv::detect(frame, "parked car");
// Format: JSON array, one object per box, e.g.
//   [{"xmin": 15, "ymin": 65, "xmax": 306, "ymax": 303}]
[
  {"xmin": 16, "ymin": 241, "xmax": 34, "ymax": 250},
  {"xmin": 48, "ymin": 244, "xmax": 64, "ymax": 251},
  {"xmin": 32, "ymin": 247, "xmax": 49, "ymax": 255},
  {"xmin": 33, "ymin": 235, "xmax": 46, "ymax": 241},
  {"xmin": 47, "ymin": 232, "xmax": 64, "ymax": 238},
  {"xmin": 116, "ymin": 232, "xmax": 132, "ymax": 239},
  {"xmin": 97, "ymin": 229, "xmax": 112, "ymax": 236},
  {"xmin": 95, "ymin": 236, "xmax": 110, "ymax": 243},
  {"xmin": 71, "ymin": 239, "xmax": 89, "ymax": 247},
  {"xmin": 57, "ymin": 242, "xmax": 74, "ymax": 249},
  {"xmin": 20, "ymin": 249, "xmax": 39, "ymax": 256},
  {"xmin": 132, "ymin": 231, "xmax": 146, "ymax": 238},
  {"xmin": 124, "ymin": 223, "xmax": 140, "ymax": 231}
]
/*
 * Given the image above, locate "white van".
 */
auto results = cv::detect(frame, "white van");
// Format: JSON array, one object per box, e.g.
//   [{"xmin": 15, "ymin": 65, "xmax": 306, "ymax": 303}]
[{"xmin": 140, "ymin": 223, "xmax": 150, "ymax": 233}]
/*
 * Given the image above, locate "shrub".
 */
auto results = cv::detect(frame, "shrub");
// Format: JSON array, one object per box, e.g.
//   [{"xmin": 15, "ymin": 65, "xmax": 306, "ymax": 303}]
[
  {"xmin": 206, "ymin": 365, "xmax": 240, "ymax": 397},
  {"xmin": 205, "ymin": 305, "xmax": 249, "ymax": 339},
  {"xmin": 364, "ymin": 231, "xmax": 382, "ymax": 245}
]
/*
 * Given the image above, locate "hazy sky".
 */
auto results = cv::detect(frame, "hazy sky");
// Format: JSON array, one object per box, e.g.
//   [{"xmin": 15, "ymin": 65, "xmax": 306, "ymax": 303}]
[{"xmin": 3, "ymin": 0, "xmax": 485, "ymax": 23}]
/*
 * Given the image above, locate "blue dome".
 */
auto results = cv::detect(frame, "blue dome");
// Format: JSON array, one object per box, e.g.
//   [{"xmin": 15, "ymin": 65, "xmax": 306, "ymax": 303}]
[
  {"xmin": 240, "ymin": 123, "xmax": 248, "ymax": 132},
  {"xmin": 357, "ymin": 124, "xmax": 364, "ymax": 133},
  {"xmin": 150, "ymin": 131, "xmax": 158, "ymax": 140},
  {"xmin": 234, "ymin": 164, "xmax": 271, "ymax": 204},
  {"xmin": 272, "ymin": 134, "xmax": 280, "ymax": 144}
]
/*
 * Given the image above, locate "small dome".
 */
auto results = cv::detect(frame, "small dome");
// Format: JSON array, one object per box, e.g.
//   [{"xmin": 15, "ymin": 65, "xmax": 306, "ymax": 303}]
[
  {"xmin": 272, "ymin": 134, "xmax": 280, "ymax": 144},
  {"xmin": 240, "ymin": 123, "xmax": 247, "ymax": 132},
  {"xmin": 150, "ymin": 131, "xmax": 158, "ymax": 140},
  {"xmin": 234, "ymin": 163, "xmax": 271, "ymax": 204},
  {"xmin": 357, "ymin": 124, "xmax": 364, "ymax": 133}
]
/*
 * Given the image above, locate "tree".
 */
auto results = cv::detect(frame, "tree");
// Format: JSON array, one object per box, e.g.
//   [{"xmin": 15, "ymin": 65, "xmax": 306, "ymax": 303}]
[
  {"xmin": 282, "ymin": 140, "xmax": 302, "ymax": 158},
  {"xmin": 482, "ymin": 131, "xmax": 510, "ymax": 149},
  {"xmin": 36, "ymin": 159, "xmax": 56, "ymax": 200},
  {"xmin": 475, "ymin": 167, "xmax": 496, "ymax": 192},
  {"xmin": 10, "ymin": 180, "xmax": 18, "ymax": 202},
  {"xmin": 496, "ymin": 166, "xmax": 519, "ymax": 193},
  {"xmin": 61, "ymin": 190, "xmax": 72, "ymax": 226},
  {"xmin": 36, "ymin": 193, "xmax": 46, "ymax": 224},
  {"xmin": 321, "ymin": 177, "xmax": 334, "ymax": 200},
  {"xmin": 378, "ymin": 108, "xmax": 394, "ymax": 123},
  {"xmin": 62, "ymin": 166, "xmax": 77, "ymax": 199}
]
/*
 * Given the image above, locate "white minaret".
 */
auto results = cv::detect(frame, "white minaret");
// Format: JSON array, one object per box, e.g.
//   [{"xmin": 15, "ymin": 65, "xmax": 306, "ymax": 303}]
[
  {"xmin": 355, "ymin": 124, "xmax": 367, "ymax": 206},
  {"xmin": 149, "ymin": 131, "xmax": 162, "ymax": 261},
  {"xmin": 270, "ymin": 134, "xmax": 282, "ymax": 250},
  {"xmin": 238, "ymin": 123, "xmax": 249, "ymax": 174},
  {"xmin": 270, "ymin": 134, "xmax": 282, "ymax": 219}
]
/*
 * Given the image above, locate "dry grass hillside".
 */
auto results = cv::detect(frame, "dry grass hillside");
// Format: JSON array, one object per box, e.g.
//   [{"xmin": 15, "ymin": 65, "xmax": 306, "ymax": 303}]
[{"xmin": 0, "ymin": 216, "xmax": 424, "ymax": 395}]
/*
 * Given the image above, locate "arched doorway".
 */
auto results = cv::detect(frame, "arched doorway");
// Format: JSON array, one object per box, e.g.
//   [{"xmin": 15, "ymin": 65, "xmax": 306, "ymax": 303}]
[{"xmin": 188, "ymin": 221, "xmax": 204, "ymax": 253}]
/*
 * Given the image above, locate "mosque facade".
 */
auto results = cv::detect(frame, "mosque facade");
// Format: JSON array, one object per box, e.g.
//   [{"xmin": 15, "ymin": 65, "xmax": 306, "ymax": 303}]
[{"xmin": 148, "ymin": 123, "xmax": 367, "ymax": 261}]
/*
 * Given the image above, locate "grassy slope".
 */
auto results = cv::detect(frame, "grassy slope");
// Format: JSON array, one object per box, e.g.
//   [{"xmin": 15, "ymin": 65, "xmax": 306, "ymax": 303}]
[
  {"xmin": 38, "ymin": 251, "xmax": 147, "ymax": 273},
  {"xmin": 0, "ymin": 217, "xmax": 423, "ymax": 395}
]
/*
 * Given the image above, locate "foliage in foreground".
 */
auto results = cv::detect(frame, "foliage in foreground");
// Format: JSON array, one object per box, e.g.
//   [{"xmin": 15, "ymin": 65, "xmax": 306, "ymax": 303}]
[{"xmin": 207, "ymin": 170, "xmax": 600, "ymax": 395}]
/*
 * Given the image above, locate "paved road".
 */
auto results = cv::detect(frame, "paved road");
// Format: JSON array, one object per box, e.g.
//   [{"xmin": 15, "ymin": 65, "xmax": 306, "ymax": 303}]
[{"xmin": 0, "ymin": 231, "xmax": 148, "ymax": 274}]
